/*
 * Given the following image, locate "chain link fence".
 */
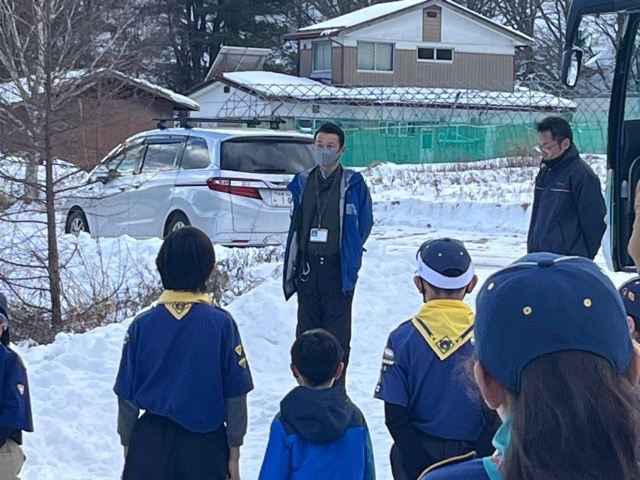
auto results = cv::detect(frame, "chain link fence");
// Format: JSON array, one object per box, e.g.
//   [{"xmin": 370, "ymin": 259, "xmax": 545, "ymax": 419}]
[{"xmin": 200, "ymin": 80, "xmax": 612, "ymax": 166}]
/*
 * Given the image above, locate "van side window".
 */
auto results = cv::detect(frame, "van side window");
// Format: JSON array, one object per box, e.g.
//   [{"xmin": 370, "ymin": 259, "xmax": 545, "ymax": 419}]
[
  {"xmin": 111, "ymin": 144, "xmax": 146, "ymax": 176},
  {"xmin": 181, "ymin": 137, "xmax": 211, "ymax": 170},
  {"xmin": 142, "ymin": 142, "xmax": 183, "ymax": 172}
]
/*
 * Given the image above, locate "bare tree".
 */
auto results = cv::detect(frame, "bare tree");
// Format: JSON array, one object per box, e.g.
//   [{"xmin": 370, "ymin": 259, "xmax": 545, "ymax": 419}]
[{"xmin": 0, "ymin": 0, "xmax": 141, "ymax": 327}]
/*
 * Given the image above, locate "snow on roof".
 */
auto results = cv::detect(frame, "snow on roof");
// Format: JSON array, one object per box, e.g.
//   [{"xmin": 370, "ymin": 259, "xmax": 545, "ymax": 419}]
[
  {"xmin": 222, "ymin": 71, "xmax": 322, "ymax": 87},
  {"xmin": 221, "ymin": 71, "xmax": 575, "ymax": 111},
  {"xmin": 110, "ymin": 72, "xmax": 199, "ymax": 111},
  {"xmin": 296, "ymin": 0, "xmax": 531, "ymax": 45},
  {"xmin": 299, "ymin": 0, "xmax": 426, "ymax": 32},
  {"xmin": 0, "ymin": 70, "xmax": 199, "ymax": 111}
]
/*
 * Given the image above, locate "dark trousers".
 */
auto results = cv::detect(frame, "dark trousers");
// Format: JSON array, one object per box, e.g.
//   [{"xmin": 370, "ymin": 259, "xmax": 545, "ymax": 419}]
[
  {"xmin": 296, "ymin": 254, "xmax": 354, "ymax": 380},
  {"xmin": 390, "ymin": 433, "xmax": 475, "ymax": 480},
  {"xmin": 123, "ymin": 413, "xmax": 228, "ymax": 480}
]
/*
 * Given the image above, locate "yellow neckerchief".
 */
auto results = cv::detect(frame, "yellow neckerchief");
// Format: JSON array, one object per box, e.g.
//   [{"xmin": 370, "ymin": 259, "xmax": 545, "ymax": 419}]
[
  {"xmin": 157, "ymin": 290, "xmax": 212, "ymax": 320},
  {"xmin": 411, "ymin": 299, "xmax": 474, "ymax": 361}
]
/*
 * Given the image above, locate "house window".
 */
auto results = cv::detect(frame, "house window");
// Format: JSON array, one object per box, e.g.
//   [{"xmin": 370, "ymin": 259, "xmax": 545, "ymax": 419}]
[
  {"xmin": 357, "ymin": 41, "xmax": 393, "ymax": 72},
  {"xmin": 418, "ymin": 47, "xmax": 454, "ymax": 63},
  {"xmin": 312, "ymin": 41, "xmax": 332, "ymax": 72}
]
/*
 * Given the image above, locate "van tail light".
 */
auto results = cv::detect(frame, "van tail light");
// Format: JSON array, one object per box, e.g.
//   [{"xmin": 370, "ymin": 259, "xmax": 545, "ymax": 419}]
[{"xmin": 207, "ymin": 177, "xmax": 264, "ymax": 200}]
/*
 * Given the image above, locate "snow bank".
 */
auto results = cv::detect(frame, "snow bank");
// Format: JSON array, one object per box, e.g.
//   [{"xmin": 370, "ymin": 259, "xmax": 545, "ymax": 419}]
[{"xmin": 15, "ymin": 156, "xmax": 631, "ymax": 479}]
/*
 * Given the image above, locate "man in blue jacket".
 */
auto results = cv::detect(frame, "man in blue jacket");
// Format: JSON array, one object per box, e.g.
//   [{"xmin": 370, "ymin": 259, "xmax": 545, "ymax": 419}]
[
  {"xmin": 527, "ymin": 117, "xmax": 606, "ymax": 259},
  {"xmin": 258, "ymin": 329, "xmax": 375, "ymax": 480},
  {"xmin": 0, "ymin": 293, "xmax": 33, "ymax": 480},
  {"xmin": 283, "ymin": 122, "xmax": 373, "ymax": 385}
]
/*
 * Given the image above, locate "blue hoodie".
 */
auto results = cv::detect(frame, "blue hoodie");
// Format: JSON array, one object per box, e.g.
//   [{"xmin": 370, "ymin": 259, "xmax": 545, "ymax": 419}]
[
  {"xmin": 258, "ymin": 385, "xmax": 375, "ymax": 480},
  {"xmin": 0, "ymin": 294, "xmax": 34, "ymax": 447},
  {"xmin": 283, "ymin": 167, "xmax": 373, "ymax": 299}
]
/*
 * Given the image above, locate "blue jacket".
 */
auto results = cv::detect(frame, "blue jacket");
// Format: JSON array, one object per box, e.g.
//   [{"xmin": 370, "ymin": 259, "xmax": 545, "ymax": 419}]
[
  {"xmin": 0, "ymin": 298, "xmax": 33, "ymax": 447},
  {"xmin": 283, "ymin": 167, "xmax": 373, "ymax": 299},
  {"xmin": 258, "ymin": 385, "xmax": 375, "ymax": 480}
]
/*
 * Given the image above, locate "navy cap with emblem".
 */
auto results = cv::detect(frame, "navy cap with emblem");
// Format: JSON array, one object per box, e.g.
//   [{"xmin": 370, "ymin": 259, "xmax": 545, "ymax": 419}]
[
  {"xmin": 416, "ymin": 238, "xmax": 474, "ymax": 290},
  {"xmin": 475, "ymin": 252, "xmax": 633, "ymax": 394},
  {"xmin": 620, "ymin": 276, "xmax": 640, "ymax": 331}
]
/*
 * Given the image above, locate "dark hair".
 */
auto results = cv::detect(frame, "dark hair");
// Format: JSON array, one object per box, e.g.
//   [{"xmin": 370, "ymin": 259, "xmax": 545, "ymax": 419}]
[
  {"xmin": 314, "ymin": 122, "xmax": 345, "ymax": 147},
  {"xmin": 503, "ymin": 351, "xmax": 640, "ymax": 480},
  {"xmin": 536, "ymin": 117, "xmax": 573, "ymax": 143},
  {"xmin": 155, "ymin": 227, "xmax": 215, "ymax": 292},
  {"xmin": 291, "ymin": 329, "xmax": 343, "ymax": 386},
  {"xmin": 423, "ymin": 280, "xmax": 467, "ymax": 298}
]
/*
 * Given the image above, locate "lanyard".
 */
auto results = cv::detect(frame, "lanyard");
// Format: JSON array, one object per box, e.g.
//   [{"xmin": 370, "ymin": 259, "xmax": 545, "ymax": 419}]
[{"xmin": 314, "ymin": 170, "xmax": 338, "ymax": 228}]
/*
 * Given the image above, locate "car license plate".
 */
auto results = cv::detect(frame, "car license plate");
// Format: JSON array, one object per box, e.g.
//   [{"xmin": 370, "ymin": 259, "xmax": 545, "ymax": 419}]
[{"xmin": 271, "ymin": 190, "xmax": 292, "ymax": 208}]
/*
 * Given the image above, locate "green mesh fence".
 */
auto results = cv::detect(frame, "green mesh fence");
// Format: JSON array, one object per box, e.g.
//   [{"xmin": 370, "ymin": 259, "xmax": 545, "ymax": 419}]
[{"xmin": 335, "ymin": 120, "xmax": 608, "ymax": 167}]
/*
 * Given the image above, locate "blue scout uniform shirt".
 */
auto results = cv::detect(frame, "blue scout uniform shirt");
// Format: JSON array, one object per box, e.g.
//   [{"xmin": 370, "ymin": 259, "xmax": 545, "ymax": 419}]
[
  {"xmin": 0, "ymin": 345, "xmax": 33, "ymax": 445},
  {"xmin": 114, "ymin": 291, "xmax": 253, "ymax": 433},
  {"xmin": 375, "ymin": 299, "xmax": 484, "ymax": 442}
]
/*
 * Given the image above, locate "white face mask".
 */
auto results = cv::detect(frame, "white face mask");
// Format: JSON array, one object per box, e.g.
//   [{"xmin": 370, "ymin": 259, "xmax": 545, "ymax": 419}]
[{"xmin": 313, "ymin": 146, "xmax": 341, "ymax": 167}]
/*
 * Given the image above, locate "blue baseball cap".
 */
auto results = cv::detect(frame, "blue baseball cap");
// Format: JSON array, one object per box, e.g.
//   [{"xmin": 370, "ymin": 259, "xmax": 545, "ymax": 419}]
[
  {"xmin": 475, "ymin": 252, "xmax": 633, "ymax": 394},
  {"xmin": 416, "ymin": 238, "xmax": 474, "ymax": 289}
]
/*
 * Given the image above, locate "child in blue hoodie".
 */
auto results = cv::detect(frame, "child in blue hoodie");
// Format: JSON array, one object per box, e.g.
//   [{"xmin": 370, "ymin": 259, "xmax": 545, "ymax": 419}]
[
  {"xmin": 0, "ymin": 293, "xmax": 33, "ymax": 480},
  {"xmin": 258, "ymin": 329, "xmax": 375, "ymax": 480}
]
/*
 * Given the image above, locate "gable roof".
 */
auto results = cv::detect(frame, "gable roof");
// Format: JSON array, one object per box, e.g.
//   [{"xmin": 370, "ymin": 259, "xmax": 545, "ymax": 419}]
[
  {"xmin": 0, "ymin": 70, "xmax": 199, "ymax": 111},
  {"xmin": 285, "ymin": 0, "xmax": 532, "ymax": 46}
]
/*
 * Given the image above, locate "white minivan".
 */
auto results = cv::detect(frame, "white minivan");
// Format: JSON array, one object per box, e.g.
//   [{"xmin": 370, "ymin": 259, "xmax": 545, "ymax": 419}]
[{"xmin": 63, "ymin": 127, "xmax": 315, "ymax": 246}]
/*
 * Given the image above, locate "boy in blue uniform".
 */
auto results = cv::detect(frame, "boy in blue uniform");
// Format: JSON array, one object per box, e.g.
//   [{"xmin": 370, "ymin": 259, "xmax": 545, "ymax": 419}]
[
  {"xmin": 375, "ymin": 238, "xmax": 489, "ymax": 480},
  {"xmin": 0, "ymin": 293, "xmax": 33, "ymax": 480},
  {"xmin": 258, "ymin": 329, "xmax": 375, "ymax": 480},
  {"xmin": 424, "ymin": 253, "xmax": 640, "ymax": 479},
  {"xmin": 114, "ymin": 227, "xmax": 253, "ymax": 480}
]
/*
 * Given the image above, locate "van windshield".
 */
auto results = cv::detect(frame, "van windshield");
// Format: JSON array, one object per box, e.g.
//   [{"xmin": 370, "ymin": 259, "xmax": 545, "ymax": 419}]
[{"xmin": 221, "ymin": 137, "xmax": 315, "ymax": 174}]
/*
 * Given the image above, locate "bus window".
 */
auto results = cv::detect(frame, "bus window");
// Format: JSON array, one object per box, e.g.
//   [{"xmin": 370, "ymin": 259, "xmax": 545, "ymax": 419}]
[{"xmin": 625, "ymin": 33, "xmax": 640, "ymax": 121}]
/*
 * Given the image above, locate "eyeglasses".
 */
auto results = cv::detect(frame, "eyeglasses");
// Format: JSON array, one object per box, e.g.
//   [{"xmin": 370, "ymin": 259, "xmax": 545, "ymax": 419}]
[{"xmin": 535, "ymin": 143, "xmax": 560, "ymax": 154}]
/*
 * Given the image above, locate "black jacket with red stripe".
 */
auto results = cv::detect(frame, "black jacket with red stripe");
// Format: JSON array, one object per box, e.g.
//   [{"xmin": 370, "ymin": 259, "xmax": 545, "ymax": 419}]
[{"xmin": 527, "ymin": 145, "xmax": 606, "ymax": 260}]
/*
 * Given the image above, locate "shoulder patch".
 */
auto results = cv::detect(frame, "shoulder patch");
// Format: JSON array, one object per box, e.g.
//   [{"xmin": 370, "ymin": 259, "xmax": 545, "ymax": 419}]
[{"xmin": 382, "ymin": 347, "xmax": 395, "ymax": 365}]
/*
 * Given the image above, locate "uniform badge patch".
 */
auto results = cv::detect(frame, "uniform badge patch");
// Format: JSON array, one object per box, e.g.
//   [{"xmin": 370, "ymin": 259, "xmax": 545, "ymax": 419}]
[
  {"xmin": 235, "ymin": 344, "xmax": 244, "ymax": 356},
  {"xmin": 437, "ymin": 336, "xmax": 454, "ymax": 353},
  {"xmin": 16, "ymin": 384, "xmax": 25, "ymax": 396},
  {"xmin": 381, "ymin": 347, "xmax": 395, "ymax": 372},
  {"xmin": 238, "ymin": 357, "xmax": 248, "ymax": 369}
]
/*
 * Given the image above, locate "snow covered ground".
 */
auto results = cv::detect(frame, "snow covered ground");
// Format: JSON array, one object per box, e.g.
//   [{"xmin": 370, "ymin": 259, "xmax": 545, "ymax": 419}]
[{"xmin": 12, "ymin": 156, "xmax": 635, "ymax": 480}]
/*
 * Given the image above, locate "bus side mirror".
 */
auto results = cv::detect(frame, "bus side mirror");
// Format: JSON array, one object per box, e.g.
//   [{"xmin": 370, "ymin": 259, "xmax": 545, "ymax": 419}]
[{"xmin": 562, "ymin": 48, "xmax": 583, "ymax": 88}]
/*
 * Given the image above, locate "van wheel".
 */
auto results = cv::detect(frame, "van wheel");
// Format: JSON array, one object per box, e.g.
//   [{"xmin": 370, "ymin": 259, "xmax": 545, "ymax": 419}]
[
  {"xmin": 165, "ymin": 212, "xmax": 190, "ymax": 237},
  {"xmin": 65, "ymin": 209, "xmax": 90, "ymax": 235}
]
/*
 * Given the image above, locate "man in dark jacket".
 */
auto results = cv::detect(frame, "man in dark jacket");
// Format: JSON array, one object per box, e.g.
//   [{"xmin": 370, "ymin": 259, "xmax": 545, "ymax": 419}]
[
  {"xmin": 258, "ymin": 329, "xmax": 375, "ymax": 480},
  {"xmin": 527, "ymin": 117, "xmax": 606, "ymax": 259},
  {"xmin": 283, "ymin": 122, "xmax": 373, "ymax": 384},
  {"xmin": 0, "ymin": 293, "xmax": 34, "ymax": 480}
]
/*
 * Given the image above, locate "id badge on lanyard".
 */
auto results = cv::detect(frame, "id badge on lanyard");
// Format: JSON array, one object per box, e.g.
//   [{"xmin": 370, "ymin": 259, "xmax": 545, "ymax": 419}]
[{"xmin": 309, "ymin": 227, "xmax": 329, "ymax": 243}]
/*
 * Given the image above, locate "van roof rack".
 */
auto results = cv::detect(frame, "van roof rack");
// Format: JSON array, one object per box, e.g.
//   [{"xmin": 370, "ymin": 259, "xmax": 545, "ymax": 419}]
[{"xmin": 153, "ymin": 117, "xmax": 285, "ymax": 131}]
